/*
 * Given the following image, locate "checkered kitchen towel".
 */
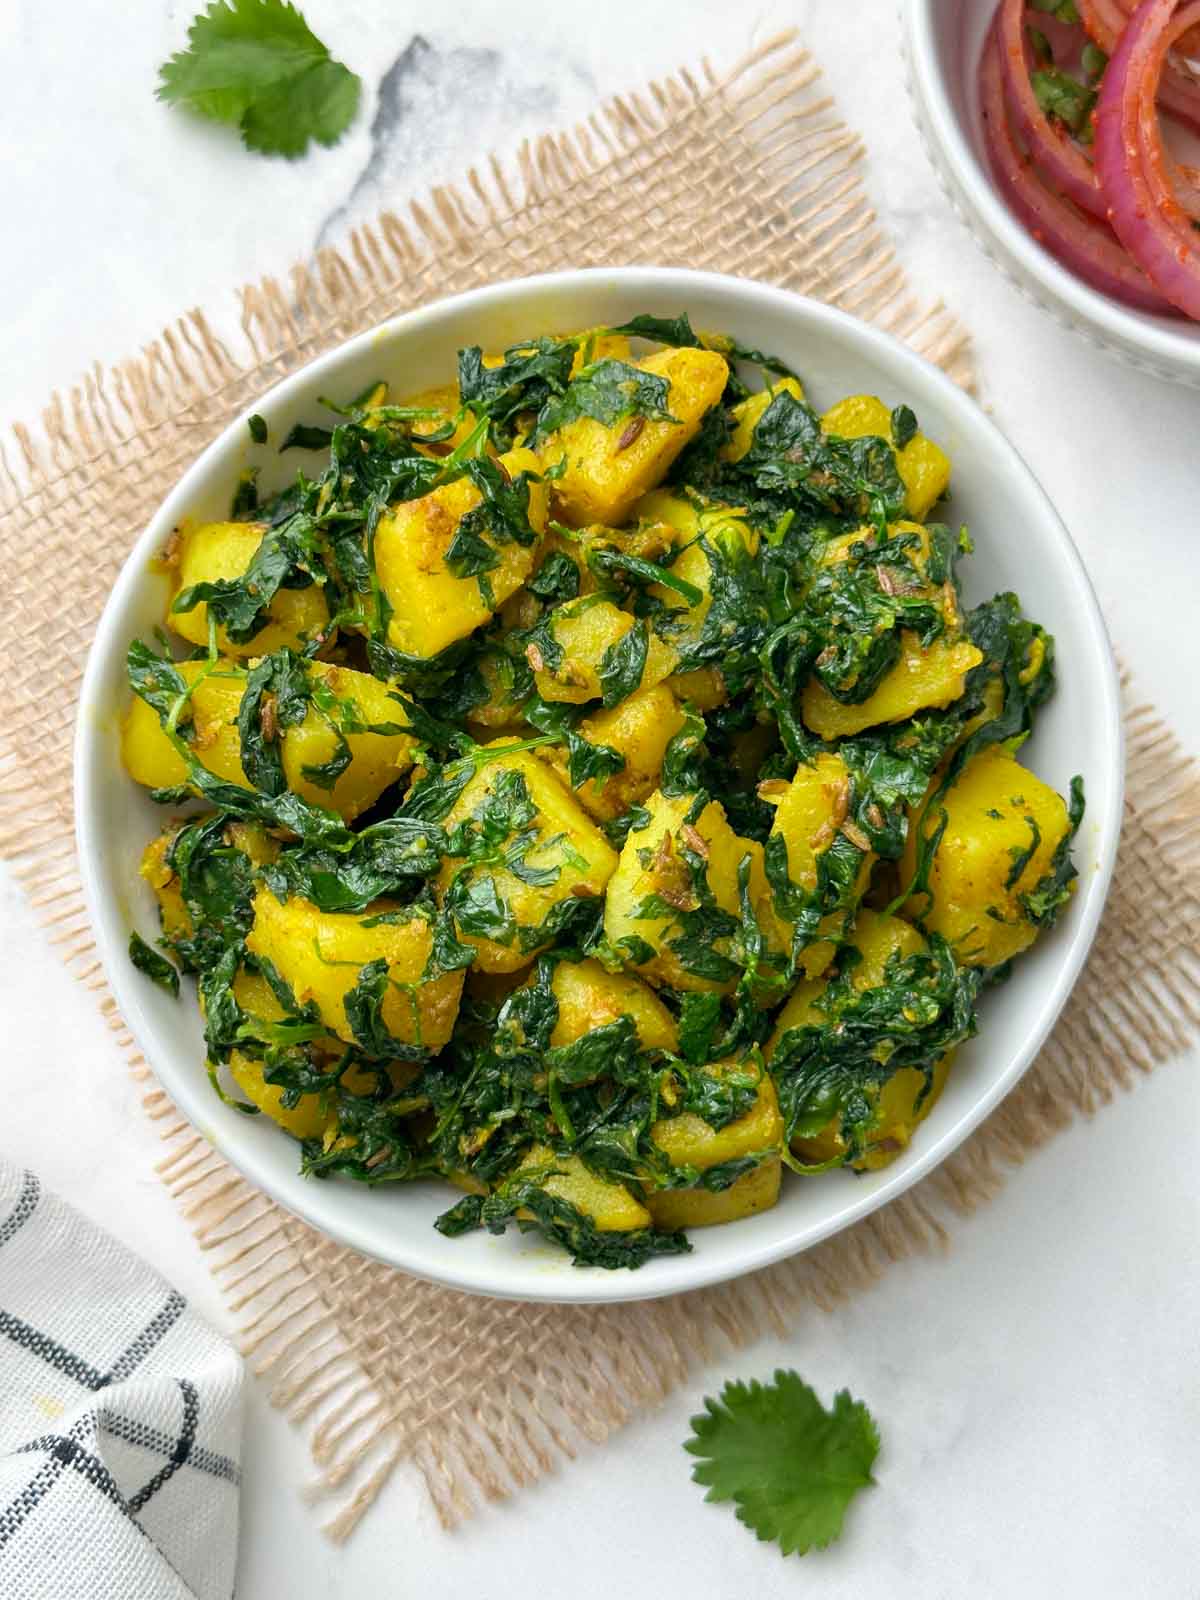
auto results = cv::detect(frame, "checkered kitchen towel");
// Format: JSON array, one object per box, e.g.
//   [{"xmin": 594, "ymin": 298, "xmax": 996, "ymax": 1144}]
[{"xmin": 0, "ymin": 1162, "xmax": 242, "ymax": 1599}]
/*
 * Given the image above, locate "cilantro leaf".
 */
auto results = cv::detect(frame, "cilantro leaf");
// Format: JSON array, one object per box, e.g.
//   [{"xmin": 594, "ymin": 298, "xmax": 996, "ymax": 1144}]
[
  {"xmin": 685, "ymin": 1370, "xmax": 879, "ymax": 1557},
  {"xmin": 157, "ymin": 0, "xmax": 361, "ymax": 159}
]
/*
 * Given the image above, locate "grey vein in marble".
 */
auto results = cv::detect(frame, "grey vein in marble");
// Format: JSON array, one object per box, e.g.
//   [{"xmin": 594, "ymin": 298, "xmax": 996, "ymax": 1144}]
[{"xmin": 316, "ymin": 33, "xmax": 592, "ymax": 250}]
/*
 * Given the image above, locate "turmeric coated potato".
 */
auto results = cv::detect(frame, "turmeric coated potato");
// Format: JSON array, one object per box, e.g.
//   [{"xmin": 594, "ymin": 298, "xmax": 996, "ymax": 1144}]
[
  {"xmin": 899, "ymin": 744, "xmax": 1074, "ymax": 968},
  {"xmin": 375, "ymin": 446, "xmax": 549, "ymax": 659},
  {"xmin": 168, "ymin": 521, "xmax": 328, "ymax": 657},
  {"xmin": 767, "ymin": 909, "xmax": 952, "ymax": 1171},
  {"xmin": 542, "ymin": 684, "xmax": 687, "ymax": 822},
  {"xmin": 545, "ymin": 957, "xmax": 678, "ymax": 1052},
  {"xmin": 122, "ymin": 658, "xmax": 417, "ymax": 822},
  {"xmin": 603, "ymin": 788, "xmax": 773, "ymax": 994},
  {"xmin": 540, "ymin": 346, "xmax": 729, "ymax": 527},
  {"xmin": 435, "ymin": 746, "xmax": 618, "ymax": 973},
  {"xmin": 820, "ymin": 393, "xmax": 951, "ymax": 521},
  {"xmin": 246, "ymin": 889, "xmax": 465, "ymax": 1052},
  {"xmin": 801, "ymin": 631, "xmax": 983, "ymax": 740},
  {"xmin": 530, "ymin": 597, "xmax": 678, "ymax": 706}
]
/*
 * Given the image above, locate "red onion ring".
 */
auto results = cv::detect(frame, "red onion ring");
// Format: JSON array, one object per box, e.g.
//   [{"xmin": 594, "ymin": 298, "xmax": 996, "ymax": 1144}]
[
  {"xmin": 997, "ymin": 0, "xmax": 1107, "ymax": 216},
  {"xmin": 1080, "ymin": 0, "xmax": 1200, "ymax": 131},
  {"xmin": 981, "ymin": 23, "xmax": 1176, "ymax": 311},
  {"xmin": 1094, "ymin": 0, "xmax": 1200, "ymax": 316}
]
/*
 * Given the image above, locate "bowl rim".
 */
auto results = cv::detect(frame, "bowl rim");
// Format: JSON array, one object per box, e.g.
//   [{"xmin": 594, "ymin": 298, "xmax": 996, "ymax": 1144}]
[
  {"xmin": 74, "ymin": 265, "xmax": 1124, "ymax": 1304},
  {"xmin": 902, "ymin": 0, "xmax": 1200, "ymax": 375}
]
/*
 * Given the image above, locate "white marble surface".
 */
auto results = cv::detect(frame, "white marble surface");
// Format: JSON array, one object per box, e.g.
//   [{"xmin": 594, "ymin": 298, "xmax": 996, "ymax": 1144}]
[{"xmin": 3, "ymin": 1, "xmax": 1199, "ymax": 1595}]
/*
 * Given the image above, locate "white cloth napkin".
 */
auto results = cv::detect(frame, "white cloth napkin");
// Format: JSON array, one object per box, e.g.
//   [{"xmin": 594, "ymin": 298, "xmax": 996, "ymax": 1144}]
[{"xmin": 0, "ymin": 1161, "xmax": 243, "ymax": 1600}]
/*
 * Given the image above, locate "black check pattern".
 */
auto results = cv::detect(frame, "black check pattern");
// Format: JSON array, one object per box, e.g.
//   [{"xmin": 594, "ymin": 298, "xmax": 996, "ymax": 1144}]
[{"xmin": 0, "ymin": 1168, "xmax": 241, "ymax": 1598}]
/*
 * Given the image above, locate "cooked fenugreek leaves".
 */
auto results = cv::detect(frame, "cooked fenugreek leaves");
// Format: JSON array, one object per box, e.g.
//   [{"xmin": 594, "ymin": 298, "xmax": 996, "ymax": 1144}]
[{"xmin": 121, "ymin": 318, "xmax": 1083, "ymax": 1268}]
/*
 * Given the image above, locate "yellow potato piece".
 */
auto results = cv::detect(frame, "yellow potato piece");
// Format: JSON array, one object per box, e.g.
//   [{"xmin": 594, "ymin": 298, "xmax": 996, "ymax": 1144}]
[
  {"xmin": 435, "ymin": 746, "xmax": 617, "ymax": 973},
  {"xmin": 666, "ymin": 667, "xmax": 728, "ymax": 710},
  {"xmin": 121, "ymin": 659, "xmax": 417, "ymax": 822},
  {"xmin": 246, "ymin": 890, "xmax": 464, "ymax": 1051},
  {"xmin": 651, "ymin": 1060, "xmax": 784, "ymax": 1171},
  {"xmin": 375, "ymin": 446, "xmax": 549, "ymax": 659},
  {"xmin": 721, "ymin": 376, "xmax": 805, "ymax": 463},
  {"xmin": 603, "ymin": 789, "xmax": 761, "ymax": 994},
  {"xmin": 518, "ymin": 1145, "xmax": 650, "ymax": 1233},
  {"xmin": 546, "ymin": 958, "xmax": 679, "ymax": 1053},
  {"xmin": 227, "ymin": 1049, "xmax": 330, "ymax": 1141},
  {"xmin": 542, "ymin": 346, "xmax": 729, "ymax": 527},
  {"xmin": 543, "ymin": 684, "xmax": 686, "ymax": 822},
  {"xmin": 405, "ymin": 383, "xmax": 478, "ymax": 454},
  {"xmin": 122, "ymin": 661, "xmax": 246, "ymax": 792},
  {"xmin": 139, "ymin": 832, "xmax": 193, "ymax": 943},
  {"xmin": 801, "ymin": 631, "xmax": 983, "ymax": 741},
  {"xmin": 766, "ymin": 909, "xmax": 949, "ymax": 1170},
  {"xmin": 819, "ymin": 393, "xmax": 951, "ymax": 520},
  {"xmin": 763, "ymin": 751, "xmax": 875, "ymax": 980},
  {"xmin": 568, "ymin": 330, "xmax": 632, "ymax": 375},
  {"xmin": 168, "ymin": 521, "xmax": 328, "ymax": 656},
  {"xmin": 532, "ymin": 598, "xmax": 678, "ymax": 706},
  {"xmin": 646, "ymin": 1155, "xmax": 781, "ymax": 1230},
  {"xmin": 899, "ymin": 744, "xmax": 1073, "ymax": 967},
  {"xmin": 634, "ymin": 490, "xmax": 759, "ymax": 660}
]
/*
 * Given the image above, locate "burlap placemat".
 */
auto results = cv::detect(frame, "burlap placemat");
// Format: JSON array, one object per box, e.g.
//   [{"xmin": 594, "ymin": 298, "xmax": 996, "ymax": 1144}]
[{"xmin": 2, "ymin": 33, "xmax": 1198, "ymax": 1542}]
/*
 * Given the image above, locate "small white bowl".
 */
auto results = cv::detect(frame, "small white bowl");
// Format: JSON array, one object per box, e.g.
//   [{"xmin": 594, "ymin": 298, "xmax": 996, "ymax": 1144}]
[
  {"xmin": 903, "ymin": 0, "xmax": 1200, "ymax": 387},
  {"xmin": 75, "ymin": 268, "xmax": 1122, "ymax": 1304}
]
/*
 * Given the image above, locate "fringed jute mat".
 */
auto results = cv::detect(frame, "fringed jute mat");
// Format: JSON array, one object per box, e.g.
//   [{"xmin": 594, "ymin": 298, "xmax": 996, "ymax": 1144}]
[{"xmin": 1, "ymin": 32, "xmax": 1197, "ymax": 1541}]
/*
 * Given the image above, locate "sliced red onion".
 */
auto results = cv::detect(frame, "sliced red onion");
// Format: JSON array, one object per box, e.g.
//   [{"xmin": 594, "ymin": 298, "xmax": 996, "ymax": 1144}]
[
  {"xmin": 1094, "ymin": 0, "xmax": 1200, "ymax": 317},
  {"xmin": 1080, "ymin": 0, "xmax": 1200, "ymax": 131},
  {"xmin": 981, "ymin": 25, "xmax": 1176, "ymax": 312},
  {"xmin": 997, "ymin": 0, "xmax": 1107, "ymax": 217}
]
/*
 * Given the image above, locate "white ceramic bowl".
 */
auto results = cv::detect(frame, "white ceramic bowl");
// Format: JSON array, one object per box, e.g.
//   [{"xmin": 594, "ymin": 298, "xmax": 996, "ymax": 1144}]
[
  {"xmin": 75, "ymin": 268, "xmax": 1122, "ymax": 1304},
  {"xmin": 903, "ymin": 0, "xmax": 1200, "ymax": 387}
]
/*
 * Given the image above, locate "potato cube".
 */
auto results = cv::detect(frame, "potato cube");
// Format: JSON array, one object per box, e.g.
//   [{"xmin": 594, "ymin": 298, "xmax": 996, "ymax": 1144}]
[
  {"xmin": 546, "ymin": 958, "xmax": 679, "ymax": 1052},
  {"xmin": 819, "ymin": 393, "xmax": 951, "ymax": 521},
  {"xmin": 543, "ymin": 684, "xmax": 686, "ymax": 822},
  {"xmin": 603, "ymin": 789, "xmax": 764, "ymax": 993},
  {"xmin": 168, "ymin": 521, "xmax": 329, "ymax": 657},
  {"xmin": 435, "ymin": 746, "xmax": 617, "ymax": 973},
  {"xmin": 899, "ymin": 745, "xmax": 1074, "ymax": 967},
  {"xmin": 246, "ymin": 889, "xmax": 465, "ymax": 1052},
  {"xmin": 766, "ymin": 909, "xmax": 949, "ymax": 1170},
  {"xmin": 650, "ymin": 1059, "xmax": 784, "ymax": 1171},
  {"xmin": 518, "ymin": 1145, "xmax": 651, "ymax": 1233},
  {"xmin": 375, "ymin": 446, "xmax": 549, "ymax": 659},
  {"xmin": 139, "ymin": 831, "xmax": 194, "ymax": 945},
  {"xmin": 645, "ymin": 1156, "xmax": 781, "ymax": 1230},
  {"xmin": 763, "ymin": 751, "xmax": 875, "ymax": 979},
  {"xmin": 633, "ymin": 490, "xmax": 758, "ymax": 660},
  {"xmin": 530, "ymin": 598, "xmax": 678, "ymax": 706},
  {"xmin": 122, "ymin": 659, "xmax": 417, "ymax": 823},
  {"xmin": 227, "ymin": 1048, "xmax": 330, "ymax": 1141},
  {"xmin": 282, "ymin": 661, "xmax": 417, "ymax": 820},
  {"xmin": 721, "ymin": 376, "xmax": 806, "ymax": 462},
  {"xmin": 541, "ymin": 346, "xmax": 729, "ymax": 527},
  {"xmin": 122, "ymin": 660, "xmax": 247, "ymax": 793},
  {"xmin": 801, "ymin": 631, "xmax": 983, "ymax": 741}
]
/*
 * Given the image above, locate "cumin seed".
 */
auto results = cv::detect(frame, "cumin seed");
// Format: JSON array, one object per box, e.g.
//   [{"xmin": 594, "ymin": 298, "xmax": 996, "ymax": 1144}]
[
  {"xmin": 526, "ymin": 643, "xmax": 545, "ymax": 672},
  {"xmin": 840, "ymin": 819, "xmax": 872, "ymax": 851},
  {"xmin": 680, "ymin": 823, "xmax": 709, "ymax": 859},
  {"xmin": 615, "ymin": 416, "xmax": 645, "ymax": 452}
]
